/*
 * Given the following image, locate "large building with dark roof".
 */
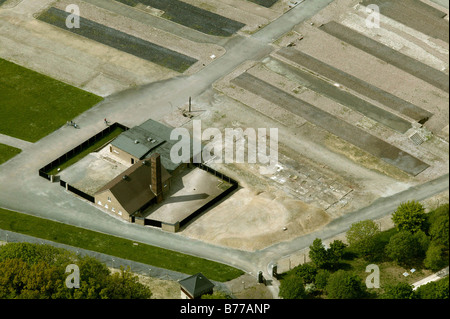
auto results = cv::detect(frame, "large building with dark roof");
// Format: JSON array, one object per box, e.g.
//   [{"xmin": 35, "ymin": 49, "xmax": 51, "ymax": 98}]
[
  {"xmin": 95, "ymin": 118, "xmax": 188, "ymax": 222},
  {"xmin": 95, "ymin": 153, "xmax": 171, "ymax": 222},
  {"xmin": 109, "ymin": 118, "xmax": 182, "ymax": 173}
]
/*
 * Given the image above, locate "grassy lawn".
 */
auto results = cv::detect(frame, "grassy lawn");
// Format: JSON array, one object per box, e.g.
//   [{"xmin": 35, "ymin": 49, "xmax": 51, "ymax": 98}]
[
  {"xmin": 0, "ymin": 207, "xmax": 243, "ymax": 282},
  {"xmin": 46, "ymin": 126, "xmax": 124, "ymax": 175},
  {"xmin": 341, "ymin": 250, "xmax": 434, "ymax": 297},
  {"xmin": 0, "ymin": 58, "xmax": 103, "ymax": 143},
  {"xmin": 335, "ymin": 228, "xmax": 435, "ymax": 297},
  {"xmin": 0, "ymin": 143, "xmax": 22, "ymax": 165}
]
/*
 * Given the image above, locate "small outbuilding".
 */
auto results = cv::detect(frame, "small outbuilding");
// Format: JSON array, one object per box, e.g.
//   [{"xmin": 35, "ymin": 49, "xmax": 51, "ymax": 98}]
[{"xmin": 179, "ymin": 273, "xmax": 215, "ymax": 299}]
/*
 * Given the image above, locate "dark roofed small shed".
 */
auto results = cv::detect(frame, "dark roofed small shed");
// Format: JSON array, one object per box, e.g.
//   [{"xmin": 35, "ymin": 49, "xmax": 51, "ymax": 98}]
[{"xmin": 179, "ymin": 273, "xmax": 214, "ymax": 299}]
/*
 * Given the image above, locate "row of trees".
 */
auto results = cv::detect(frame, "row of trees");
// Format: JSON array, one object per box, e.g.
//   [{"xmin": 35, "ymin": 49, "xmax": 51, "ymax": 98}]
[
  {"xmin": 278, "ymin": 202, "xmax": 449, "ymax": 299},
  {"xmin": 0, "ymin": 243, "xmax": 152, "ymax": 299},
  {"xmin": 346, "ymin": 201, "xmax": 448, "ymax": 269}
]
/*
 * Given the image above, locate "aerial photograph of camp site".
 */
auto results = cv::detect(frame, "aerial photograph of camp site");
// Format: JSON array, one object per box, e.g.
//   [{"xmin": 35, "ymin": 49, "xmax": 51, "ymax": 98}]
[{"xmin": 0, "ymin": 0, "xmax": 448, "ymax": 313}]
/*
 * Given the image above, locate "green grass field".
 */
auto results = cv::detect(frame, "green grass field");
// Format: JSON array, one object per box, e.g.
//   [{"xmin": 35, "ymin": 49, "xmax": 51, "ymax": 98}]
[
  {"xmin": 0, "ymin": 58, "xmax": 103, "ymax": 143},
  {"xmin": 0, "ymin": 207, "xmax": 244, "ymax": 282},
  {"xmin": 0, "ymin": 143, "xmax": 22, "ymax": 165}
]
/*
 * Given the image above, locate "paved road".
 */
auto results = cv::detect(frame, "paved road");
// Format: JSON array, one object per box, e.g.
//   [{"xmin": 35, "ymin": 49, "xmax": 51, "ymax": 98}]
[
  {"xmin": 0, "ymin": 133, "xmax": 33, "ymax": 150},
  {"xmin": 430, "ymin": 0, "xmax": 449, "ymax": 10},
  {"xmin": 259, "ymin": 173, "xmax": 449, "ymax": 271},
  {"xmin": 412, "ymin": 266, "xmax": 449, "ymax": 290},
  {"xmin": 0, "ymin": 0, "xmax": 448, "ymax": 285}
]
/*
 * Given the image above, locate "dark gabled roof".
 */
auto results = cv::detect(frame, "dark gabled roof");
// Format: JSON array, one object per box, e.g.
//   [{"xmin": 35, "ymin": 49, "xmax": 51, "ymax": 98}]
[
  {"xmin": 111, "ymin": 119, "xmax": 181, "ymax": 172},
  {"xmin": 95, "ymin": 156, "xmax": 171, "ymax": 214},
  {"xmin": 179, "ymin": 273, "xmax": 214, "ymax": 298}
]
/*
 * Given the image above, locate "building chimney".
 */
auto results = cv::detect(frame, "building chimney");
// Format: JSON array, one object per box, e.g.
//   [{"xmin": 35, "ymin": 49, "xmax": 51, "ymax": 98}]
[{"xmin": 150, "ymin": 153, "xmax": 163, "ymax": 204}]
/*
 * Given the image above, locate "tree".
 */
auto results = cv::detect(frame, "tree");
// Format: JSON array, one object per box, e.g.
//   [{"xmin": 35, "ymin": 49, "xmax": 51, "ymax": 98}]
[
  {"xmin": 424, "ymin": 244, "xmax": 448, "ymax": 271},
  {"xmin": 309, "ymin": 238, "xmax": 328, "ymax": 269},
  {"xmin": 414, "ymin": 277, "xmax": 449, "ymax": 299},
  {"xmin": 385, "ymin": 231, "xmax": 427, "ymax": 266},
  {"xmin": 381, "ymin": 282, "xmax": 415, "ymax": 299},
  {"xmin": 425, "ymin": 204, "xmax": 449, "ymax": 233},
  {"xmin": 0, "ymin": 243, "xmax": 152, "ymax": 299},
  {"xmin": 346, "ymin": 220, "xmax": 381, "ymax": 260},
  {"xmin": 314, "ymin": 269, "xmax": 330, "ymax": 290},
  {"xmin": 279, "ymin": 273, "xmax": 307, "ymax": 299},
  {"xmin": 325, "ymin": 270, "xmax": 367, "ymax": 299},
  {"xmin": 0, "ymin": 242, "xmax": 74, "ymax": 267},
  {"xmin": 309, "ymin": 239, "xmax": 346, "ymax": 269},
  {"xmin": 0, "ymin": 258, "xmax": 64, "ymax": 299},
  {"xmin": 293, "ymin": 264, "xmax": 317, "ymax": 284},
  {"xmin": 201, "ymin": 291, "xmax": 232, "ymax": 299},
  {"xmin": 327, "ymin": 240, "xmax": 347, "ymax": 267},
  {"xmin": 101, "ymin": 266, "xmax": 152, "ymax": 299},
  {"xmin": 429, "ymin": 212, "xmax": 449, "ymax": 249},
  {"xmin": 392, "ymin": 201, "xmax": 426, "ymax": 233},
  {"xmin": 415, "ymin": 230, "xmax": 430, "ymax": 252}
]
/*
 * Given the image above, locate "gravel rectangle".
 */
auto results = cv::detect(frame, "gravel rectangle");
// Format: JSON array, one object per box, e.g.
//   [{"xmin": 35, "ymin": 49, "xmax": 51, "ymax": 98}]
[
  {"xmin": 320, "ymin": 22, "xmax": 449, "ymax": 92},
  {"xmin": 232, "ymin": 72, "xmax": 429, "ymax": 176},
  {"xmin": 361, "ymin": 0, "xmax": 449, "ymax": 43},
  {"xmin": 38, "ymin": 7, "xmax": 197, "ymax": 73},
  {"xmin": 276, "ymin": 48, "xmax": 433, "ymax": 122},
  {"xmin": 265, "ymin": 57, "xmax": 412, "ymax": 133},
  {"xmin": 116, "ymin": 0, "xmax": 245, "ymax": 36}
]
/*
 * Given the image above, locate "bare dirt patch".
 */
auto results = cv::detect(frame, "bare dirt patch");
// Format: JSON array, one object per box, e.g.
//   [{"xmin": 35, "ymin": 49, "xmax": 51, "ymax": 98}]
[
  {"xmin": 181, "ymin": 187, "xmax": 331, "ymax": 251},
  {"xmin": 109, "ymin": 268, "xmax": 181, "ymax": 299}
]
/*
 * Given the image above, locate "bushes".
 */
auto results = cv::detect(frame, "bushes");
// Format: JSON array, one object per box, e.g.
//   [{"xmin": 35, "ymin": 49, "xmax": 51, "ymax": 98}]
[
  {"xmin": 385, "ymin": 231, "xmax": 429, "ymax": 266},
  {"xmin": 380, "ymin": 282, "xmax": 415, "ymax": 299},
  {"xmin": 308, "ymin": 238, "xmax": 347, "ymax": 269},
  {"xmin": 392, "ymin": 200, "xmax": 427, "ymax": 233},
  {"xmin": 344, "ymin": 204, "xmax": 448, "ymax": 270},
  {"xmin": 424, "ymin": 244, "xmax": 448, "ymax": 271},
  {"xmin": 292, "ymin": 264, "xmax": 317, "ymax": 284},
  {"xmin": 345, "ymin": 220, "xmax": 383, "ymax": 261},
  {"xmin": 314, "ymin": 269, "xmax": 331, "ymax": 290},
  {"xmin": 279, "ymin": 203, "xmax": 449, "ymax": 299},
  {"xmin": 427, "ymin": 204, "xmax": 449, "ymax": 249},
  {"xmin": 278, "ymin": 273, "xmax": 307, "ymax": 299},
  {"xmin": 325, "ymin": 270, "xmax": 367, "ymax": 299},
  {"xmin": 415, "ymin": 277, "xmax": 449, "ymax": 299},
  {"xmin": 0, "ymin": 243, "xmax": 152, "ymax": 299}
]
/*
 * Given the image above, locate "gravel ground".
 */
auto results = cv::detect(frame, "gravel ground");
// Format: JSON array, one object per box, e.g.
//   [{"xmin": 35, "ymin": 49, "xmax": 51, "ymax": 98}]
[
  {"xmin": 38, "ymin": 7, "xmax": 198, "ymax": 72},
  {"xmin": 320, "ymin": 21, "xmax": 449, "ymax": 92}
]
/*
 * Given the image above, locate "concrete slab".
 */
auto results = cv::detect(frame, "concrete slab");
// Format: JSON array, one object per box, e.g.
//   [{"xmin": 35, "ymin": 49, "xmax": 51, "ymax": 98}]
[
  {"xmin": 59, "ymin": 151, "xmax": 130, "ymax": 196},
  {"xmin": 143, "ymin": 167, "xmax": 233, "ymax": 225}
]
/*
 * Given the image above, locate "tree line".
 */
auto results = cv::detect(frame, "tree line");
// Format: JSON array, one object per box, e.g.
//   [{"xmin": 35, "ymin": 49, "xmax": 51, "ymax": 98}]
[
  {"xmin": 279, "ymin": 201, "xmax": 449, "ymax": 299},
  {"xmin": 0, "ymin": 243, "xmax": 152, "ymax": 299}
]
